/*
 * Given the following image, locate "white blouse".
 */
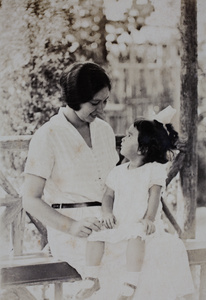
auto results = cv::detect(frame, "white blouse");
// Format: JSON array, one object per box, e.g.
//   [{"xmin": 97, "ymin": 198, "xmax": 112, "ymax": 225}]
[{"xmin": 25, "ymin": 107, "xmax": 119, "ymax": 209}]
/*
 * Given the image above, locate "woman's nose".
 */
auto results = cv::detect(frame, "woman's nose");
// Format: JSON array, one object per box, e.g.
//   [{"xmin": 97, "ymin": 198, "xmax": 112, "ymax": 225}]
[
  {"xmin": 96, "ymin": 101, "xmax": 104, "ymax": 112},
  {"xmin": 96, "ymin": 102, "xmax": 106, "ymax": 119}
]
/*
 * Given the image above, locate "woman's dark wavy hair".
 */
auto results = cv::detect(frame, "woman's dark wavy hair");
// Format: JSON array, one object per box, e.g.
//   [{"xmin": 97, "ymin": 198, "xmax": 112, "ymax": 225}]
[
  {"xmin": 134, "ymin": 117, "xmax": 178, "ymax": 164},
  {"xmin": 59, "ymin": 61, "xmax": 111, "ymax": 111}
]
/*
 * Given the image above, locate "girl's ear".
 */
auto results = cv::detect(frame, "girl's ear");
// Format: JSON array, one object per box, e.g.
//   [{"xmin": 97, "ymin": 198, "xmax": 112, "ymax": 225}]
[
  {"xmin": 137, "ymin": 149, "xmax": 142, "ymax": 155},
  {"xmin": 138, "ymin": 146, "xmax": 148, "ymax": 156}
]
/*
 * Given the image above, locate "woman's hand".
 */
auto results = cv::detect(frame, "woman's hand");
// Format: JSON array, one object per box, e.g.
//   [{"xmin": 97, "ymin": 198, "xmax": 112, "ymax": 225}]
[
  {"xmin": 140, "ymin": 218, "xmax": 156, "ymax": 235},
  {"xmin": 102, "ymin": 212, "xmax": 116, "ymax": 229},
  {"xmin": 69, "ymin": 217, "xmax": 101, "ymax": 238}
]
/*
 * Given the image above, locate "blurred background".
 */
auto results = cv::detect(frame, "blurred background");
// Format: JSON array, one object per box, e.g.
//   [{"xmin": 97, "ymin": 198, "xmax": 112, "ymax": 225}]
[
  {"xmin": 0, "ymin": 2, "xmax": 206, "ymax": 298},
  {"xmin": 0, "ymin": 0, "xmax": 205, "ymax": 229}
]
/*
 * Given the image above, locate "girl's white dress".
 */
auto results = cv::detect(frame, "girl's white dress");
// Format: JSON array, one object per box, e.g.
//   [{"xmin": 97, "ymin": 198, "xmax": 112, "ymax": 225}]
[{"xmin": 89, "ymin": 162, "xmax": 194, "ymax": 300}]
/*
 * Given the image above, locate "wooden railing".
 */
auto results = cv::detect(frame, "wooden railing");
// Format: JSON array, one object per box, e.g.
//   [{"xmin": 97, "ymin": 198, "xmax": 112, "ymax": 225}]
[
  {"xmin": 0, "ymin": 136, "xmax": 82, "ymax": 300},
  {"xmin": 0, "ymin": 135, "xmax": 206, "ymax": 300},
  {"xmin": 0, "ymin": 134, "xmax": 183, "ymax": 253}
]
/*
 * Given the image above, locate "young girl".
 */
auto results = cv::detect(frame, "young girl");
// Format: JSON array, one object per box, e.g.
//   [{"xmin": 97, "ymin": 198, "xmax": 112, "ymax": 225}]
[{"xmin": 76, "ymin": 107, "xmax": 194, "ymax": 300}]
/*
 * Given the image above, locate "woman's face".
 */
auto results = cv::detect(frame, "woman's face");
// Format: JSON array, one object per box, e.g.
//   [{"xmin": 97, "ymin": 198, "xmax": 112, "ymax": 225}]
[
  {"xmin": 75, "ymin": 87, "xmax": 110, "ymax": 123},
  {"xmin": 120, "ymin": 124, "xmax": 139, "ymax": 159}
]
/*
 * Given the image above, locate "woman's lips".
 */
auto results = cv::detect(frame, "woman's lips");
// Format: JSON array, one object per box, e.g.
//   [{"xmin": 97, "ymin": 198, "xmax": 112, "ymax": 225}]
[{"xmin": 90, "ymin": 114, "xmax": 97, "ymax": 118}]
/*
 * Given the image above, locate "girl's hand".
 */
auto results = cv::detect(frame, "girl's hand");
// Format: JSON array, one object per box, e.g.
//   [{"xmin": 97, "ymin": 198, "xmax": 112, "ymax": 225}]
[
  {"xmin": 102, "ymin": 212, "xmax": 116, "ymax": 229},
  {"xmin": 140, "ymin": 218, "xmax": 156, "ymax": 235},
  {"xmin": 69, "ymin": 217, "xmax": 101, "ymax": 238}
]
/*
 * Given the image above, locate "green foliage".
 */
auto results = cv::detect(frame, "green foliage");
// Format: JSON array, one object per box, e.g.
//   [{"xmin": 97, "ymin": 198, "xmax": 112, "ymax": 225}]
[
  {"xmin": 0, "ymin": 0, "xmax": 161, "ymax": 136},
  {"xmin": 0, "ymin": 0, "xmax": 110, "ymax": 135}
]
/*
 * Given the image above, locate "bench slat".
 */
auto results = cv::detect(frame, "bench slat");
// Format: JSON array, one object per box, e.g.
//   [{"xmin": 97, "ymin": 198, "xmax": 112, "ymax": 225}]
[
  {"xmin": 1, "ymin": 262, "xmax": 81, "ymax": 287},
  {"xmin": 0, "ymin": 253, "xmax": 81, "ymax": 288},
  {"xmin": 185, "ymin": 240, "xmax": 206, "ymax": 265}
]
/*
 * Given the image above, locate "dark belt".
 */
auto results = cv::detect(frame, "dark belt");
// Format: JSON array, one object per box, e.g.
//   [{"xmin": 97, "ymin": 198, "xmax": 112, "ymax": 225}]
[{"xmin": 51, "ymin": 201, "xmax": 102, "ymax": 209}]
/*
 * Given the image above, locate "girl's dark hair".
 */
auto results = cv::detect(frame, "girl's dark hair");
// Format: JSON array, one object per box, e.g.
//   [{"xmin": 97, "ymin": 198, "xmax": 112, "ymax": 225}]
[
  {"xmin": 134, "ymin": 118, "xmax": 178, "ymax": 164},
  {"xmin": 59, "ymin": 61, "xmax": 111, "ymax": 111}
]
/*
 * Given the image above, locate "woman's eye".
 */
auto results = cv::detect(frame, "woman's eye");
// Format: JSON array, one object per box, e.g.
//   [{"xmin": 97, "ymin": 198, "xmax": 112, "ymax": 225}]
[
  {"xmin": 90, "ymin": 99, "xmax": 108, "ymax": 106},
  {"xmin": 90, "ymin": 102, "xmax": 99, "ymax": 106}
]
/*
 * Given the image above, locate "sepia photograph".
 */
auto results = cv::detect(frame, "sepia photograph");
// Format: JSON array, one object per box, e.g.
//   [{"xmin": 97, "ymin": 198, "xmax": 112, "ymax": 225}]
[{"xmin": 0, "ymin": 0, "xmax": 206, "ymax": 299}]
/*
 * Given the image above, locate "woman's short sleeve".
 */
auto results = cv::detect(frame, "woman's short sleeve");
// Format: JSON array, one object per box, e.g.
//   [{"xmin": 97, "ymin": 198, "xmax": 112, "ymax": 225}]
[
  {"xmin": 24, "ymin": 126, "xmax": 54, "ymax": 179},
  {"xmin": 105, "ymin": 167, "xmax": 117, "ymax": 191},
  {"xmin": 149, "ymin": 162, "xmax": 168, "ymax": 188}
]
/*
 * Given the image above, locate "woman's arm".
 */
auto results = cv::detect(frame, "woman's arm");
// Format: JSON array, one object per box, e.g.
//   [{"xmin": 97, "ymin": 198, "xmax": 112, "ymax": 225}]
[
  {"xmin": 23, "ymin": 174, "xmax": 101, "ymax": 237},
  {"xmin": 141, "ymin": 185, "xmax": 162, "ymax": 235},
  {"xmin": 101, "ymin": 186, "xmax": 116, "ymax": 228}
]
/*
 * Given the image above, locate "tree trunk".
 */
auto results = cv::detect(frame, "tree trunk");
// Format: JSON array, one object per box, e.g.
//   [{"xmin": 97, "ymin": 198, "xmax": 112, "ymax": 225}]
[{"xmin": 179, "ymin": 0, "xmax": 198, "ymax": 238}]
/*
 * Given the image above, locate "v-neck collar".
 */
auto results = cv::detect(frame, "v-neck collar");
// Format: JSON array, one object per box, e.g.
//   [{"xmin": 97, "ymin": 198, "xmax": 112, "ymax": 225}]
[{"xmin": 53, "ymin": 107, "xmax": 96, "ymax": 150}]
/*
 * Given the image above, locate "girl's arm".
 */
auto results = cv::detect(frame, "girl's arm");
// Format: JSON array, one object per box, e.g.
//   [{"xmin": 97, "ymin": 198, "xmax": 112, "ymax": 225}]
[
  {"xmin": 101, "ymin": 186, "xmax": 116, "ymax": 228},
  {"xmin": 141, "ymin": 185, "xmax": 162, "ymax": 235},
  {"xmin": 23, "ymin": 174, "xmax": 101, "ymax": 237},
  {"xmin": 102, "ymin": 186, "xmax": 114, "ymax": 214},
  {"xmin": 145, "ymin": 185, "xmax": 162, "ymax": 221}
]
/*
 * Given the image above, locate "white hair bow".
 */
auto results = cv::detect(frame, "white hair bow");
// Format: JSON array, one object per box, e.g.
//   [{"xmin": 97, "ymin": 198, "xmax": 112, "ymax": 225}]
[{"xmin": 154, "ymin": 105, "xmax": 176, "ymax": 124}]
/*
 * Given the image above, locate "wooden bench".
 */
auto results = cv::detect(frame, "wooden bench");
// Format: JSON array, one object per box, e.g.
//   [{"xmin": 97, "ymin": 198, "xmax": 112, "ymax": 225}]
[
  {"xmin": 1, "ymin": 242, "xmax": 206, "ymax": 300},
  {"xmin": 1, "ymin": 241, "xmax": 206, "ymax": 300},
  {"xmin": 0, "ymin": 253, "xmax": 81, "ymax": 300},
  {"xmin": 185, "ymin": 240, "xmax": 206, "ymax": 300},
  {"xmin": 0, "ymin": 135, "xmax": 206, "ymax": 299}
]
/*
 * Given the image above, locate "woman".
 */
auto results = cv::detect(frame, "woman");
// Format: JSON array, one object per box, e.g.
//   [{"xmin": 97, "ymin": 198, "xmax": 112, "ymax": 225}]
[{"xmin": 23, "ymin": 61, "xmax": 119, "ymax": 275}]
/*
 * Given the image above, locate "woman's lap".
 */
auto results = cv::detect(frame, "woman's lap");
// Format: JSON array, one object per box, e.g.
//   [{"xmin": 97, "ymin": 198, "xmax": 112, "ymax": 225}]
[{"xmin": 48, "ymin": 227, "xmax": 194, "ymax": 299}]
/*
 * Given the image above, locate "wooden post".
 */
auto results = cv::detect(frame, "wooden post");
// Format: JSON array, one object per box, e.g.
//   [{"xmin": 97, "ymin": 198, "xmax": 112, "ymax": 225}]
[
  {"xmin": 54, "ymin": 283, "xmax": 63, "ymax": 300},
  {"xmin": 199, "ymin": 264, "xmax": 206, "ymax": 300},
  {"xmin": 179, "ymin": 0, "xmax": 198, "ymax": 238},
  {"xmin": 12, "ymin": 208, "xmax": 25, "ymax": 255}
]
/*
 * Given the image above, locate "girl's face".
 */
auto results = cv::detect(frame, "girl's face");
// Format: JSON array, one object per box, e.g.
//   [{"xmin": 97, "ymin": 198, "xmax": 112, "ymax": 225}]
[
  {"xmin": 75, "ymin": 87, "xmax": 109, "ymax": 123},
  {"xmin": 120, "ymin": 124, "xmax": 139, "ymax": 159}
]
